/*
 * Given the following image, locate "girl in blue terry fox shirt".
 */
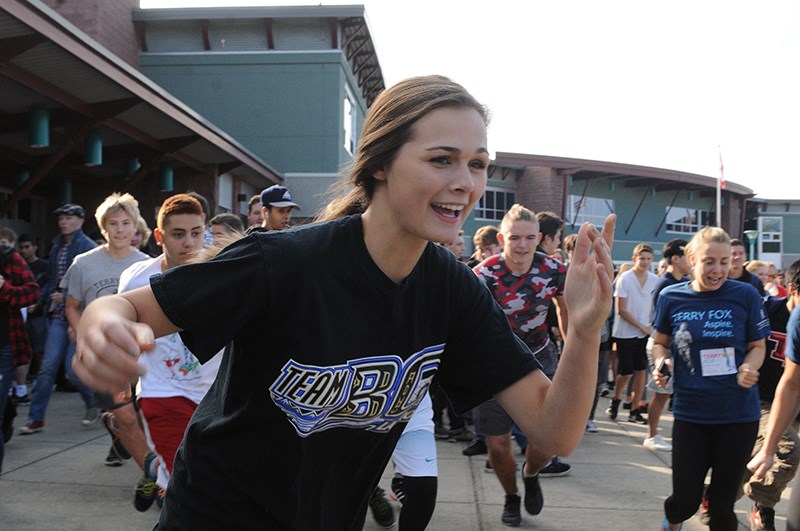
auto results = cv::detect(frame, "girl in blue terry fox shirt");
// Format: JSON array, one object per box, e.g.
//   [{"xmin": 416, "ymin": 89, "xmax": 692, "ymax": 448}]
[
  {"xmin": 71, "ymin": 76, "xmax": 616, "ymax": 531},
  {"xmin": 653, "ymin": 227, "xmax": 769, "ymax": 531}
]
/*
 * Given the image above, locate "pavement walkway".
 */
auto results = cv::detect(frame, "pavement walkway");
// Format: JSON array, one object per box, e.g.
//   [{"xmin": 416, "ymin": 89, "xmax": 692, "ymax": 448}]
[{"xmin": 0, "ymin": 390, "xmax": 793, "ymax": 530}]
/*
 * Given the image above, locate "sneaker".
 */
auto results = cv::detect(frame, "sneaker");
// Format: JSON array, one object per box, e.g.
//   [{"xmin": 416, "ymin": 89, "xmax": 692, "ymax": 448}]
[
  {"xmin": 13, "ymin": 388, "xmax": 30, "ymax": 405},
  {"xmin": 600, "ymin": 386, "xmax": 610, "ymax": 397},
  {"xmin": 448, "ymin": 426, "xmax": 473, "ymax": 442},
  {"xmin": 18, "ymin": 420, "xmax": 44, "ymax": 435},
  {"xmin": 484, "ymin": 460, "xmax": 494, "ymax": 474},
  {"xmin": 749, "ymin": 503, "xmax": 776, "ymax": 531},
  {"xmin": 643, "ymin": 434, "xmax": 672, "ymax": 452},
  {"xmin": 368, "ymin": 486, "xmax": 395, "ymax": 528},
  {"xmin": 660, "ymin": 517, "xmax": 683, "ymax": 530},
  {"xmin": 538, "ymin": 456, "xmax": 571, "ymax": 477},
  {"xmin": 521, "ymin": 463, "xmax": 544, "ymax": 515},
  {"xmin": 628, "ymin": 410, "xmax": 647, "ymax": 424},
  {"xmin": 101, "ymin": 412, "xmax": 131, "ymax": 460},
  {"xmin": 82, "ymin": 407, "xmax": 100, "ymax": 426},
  {"xmin": 698, "ymin": 484, "xmax": 710, "ymax": 525},
  {"xmin": 586, "ymin": 420, "xmax": 598, "ymax": 433},
  {"xmin": 105, "ymin": 445, "xmax": 124, "ymax": 467},
  {"xmin": 606, "ymin": 399, "xmax": 620, "ymax": 420},
  {"xmin": 390, "ymin": 475, "xmax": 405, "ymax": 505},
  {"xmin": 462, "ymin": 438, "xmax": 488, "ymax": 456},
  {"xmin": 623, "ymin": 400, "xmax": 633, "ymax": 410},
  {"xmin": 134, "ymin": 452, "xmax": 158, "ymax": 512},
  {"xmin": 501, "ymin": 493, "xmax": 522, "ymax": 527},
  {"xmin": 434, "ymin": 425, "xmax": 450, "ymax": 439}
]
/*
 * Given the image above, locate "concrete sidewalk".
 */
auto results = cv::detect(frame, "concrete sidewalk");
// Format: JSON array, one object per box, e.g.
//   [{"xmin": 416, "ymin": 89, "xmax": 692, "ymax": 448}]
[{"xmin": 0, "ymin": 391, "xmax": 793, "ymax": 530}]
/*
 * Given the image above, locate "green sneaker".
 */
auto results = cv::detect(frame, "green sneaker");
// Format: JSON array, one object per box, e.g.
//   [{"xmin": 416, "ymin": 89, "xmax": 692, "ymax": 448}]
[{"xmin": 134, "ymin": 452, "xmax": 158, "ymax": 512}]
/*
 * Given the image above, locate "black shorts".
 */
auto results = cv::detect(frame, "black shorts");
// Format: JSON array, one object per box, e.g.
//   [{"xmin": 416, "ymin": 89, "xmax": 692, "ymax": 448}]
[
  {"xmin": 614, "ymin": 337, "xmax": 648, "ymax": 375},
  {"xmin": 475, "ymin": 398, "xmax": 514, "ymax": 436}
]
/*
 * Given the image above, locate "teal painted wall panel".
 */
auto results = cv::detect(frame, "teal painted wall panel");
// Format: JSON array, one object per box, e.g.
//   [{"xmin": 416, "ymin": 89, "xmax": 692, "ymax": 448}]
[
  {"xmin": 779, "ymin": 214, "xmax": 800, "ymax": 254},
  {"xmin": 564, "ymin": 179, "xmax": 719, "ymax": 263},
  {"xmin": 140, "ymin": 52, "xmax": 351, "ymax": 174}
]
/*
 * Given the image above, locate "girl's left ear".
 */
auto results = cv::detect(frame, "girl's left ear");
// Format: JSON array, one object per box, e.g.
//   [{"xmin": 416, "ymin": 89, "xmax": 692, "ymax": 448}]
[{"xmin": 372, "ymin": 167, "xmax": 387, "ymax": 181}]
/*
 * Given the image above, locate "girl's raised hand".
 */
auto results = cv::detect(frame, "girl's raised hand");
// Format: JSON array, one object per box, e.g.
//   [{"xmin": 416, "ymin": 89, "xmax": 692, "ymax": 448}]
[{"xmin": 563, "ymin": 215, "xmax": 616, "ymax": 338}]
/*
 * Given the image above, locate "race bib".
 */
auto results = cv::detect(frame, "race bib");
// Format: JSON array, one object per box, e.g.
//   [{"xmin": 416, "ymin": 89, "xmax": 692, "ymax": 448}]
[{"xmin": 699, "ymin": 347, "xmax": 737, "ymax": 377}]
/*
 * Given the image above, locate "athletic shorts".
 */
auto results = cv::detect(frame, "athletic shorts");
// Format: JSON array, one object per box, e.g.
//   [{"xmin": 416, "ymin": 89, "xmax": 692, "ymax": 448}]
[
  {"xmin": 475, "ymin": 398, "xmax": 515, "ymax": 436},
  {"xmin": 392, "ymin": 429, "xmax": 438, "ymax": 477},
  {"xmin": 614, "ymin": 337, "xmax": 648, "ymax": 375},
  {"xmin": 138, "ymin": 396, "xmax": 197, "ymax": 477}
]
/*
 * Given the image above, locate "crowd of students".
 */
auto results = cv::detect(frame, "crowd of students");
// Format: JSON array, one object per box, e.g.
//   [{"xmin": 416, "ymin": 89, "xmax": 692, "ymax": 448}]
[{"xmin": 1, "ymin": 75, "xmax": 799, "ymax": 531}]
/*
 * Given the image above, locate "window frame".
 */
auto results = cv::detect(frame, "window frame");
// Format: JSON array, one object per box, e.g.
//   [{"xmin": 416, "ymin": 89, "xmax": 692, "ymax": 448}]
[{"xmin": 475, "ymin": 188, "xmax": 515, "ymax": 221}]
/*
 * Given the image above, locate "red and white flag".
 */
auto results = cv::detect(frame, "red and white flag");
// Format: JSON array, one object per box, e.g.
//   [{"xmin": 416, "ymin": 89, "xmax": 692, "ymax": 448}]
[{"xmin": 718, "ymin": 147, "xmax": 726, "ymax": 190}]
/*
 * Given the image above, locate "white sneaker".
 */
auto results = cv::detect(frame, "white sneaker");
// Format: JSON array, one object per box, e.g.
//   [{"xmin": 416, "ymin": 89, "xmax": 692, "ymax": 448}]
[
  {"xmin": 643, "ymin": 434, "xmax": 672, "ymax": 452},
  {"xmin": 586, "ymin": 420, "xmax": 598, "ymax": 433}
]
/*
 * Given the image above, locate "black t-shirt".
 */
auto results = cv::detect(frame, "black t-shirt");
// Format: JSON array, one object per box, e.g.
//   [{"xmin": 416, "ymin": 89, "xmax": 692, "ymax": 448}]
[
  {"xmin": 27, "ymin": 258, "xmax": 48, "ymax": 317},
  {"xmin": 760, "ymin": 297, "xmax": 798, "ymax": 414},
  {"xmin": 151, "ymin": 214, "xmax": 539, "ymax": 530},
  {"xmin": 653, "ymin": 272, "xmax": 688, "ymax": 306},
  {"xmin": 732, "ymin": 269, "xmax": 766, "ymax": 296}
]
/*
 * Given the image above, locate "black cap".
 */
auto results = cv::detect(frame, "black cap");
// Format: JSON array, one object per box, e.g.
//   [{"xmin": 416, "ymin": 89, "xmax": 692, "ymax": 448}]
[
  {"xmin": 53, "ymin": 203, "xmax": 85, "ymax": 218},
  {"xmin": 663, "ymin": 239, "xmax": 687, "ymax": 260},
  {"xmin": 260, "ymin": 185, "xmax": 300, "ymax": 210}
]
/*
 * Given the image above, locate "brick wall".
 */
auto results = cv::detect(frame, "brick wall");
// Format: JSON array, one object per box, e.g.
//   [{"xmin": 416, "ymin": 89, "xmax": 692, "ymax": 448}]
[
  {"xmin": 516, "ymin": 166, "xmax": 567, "ymax": 218},
  {"xmin": 43, "ymin": 0, "xmax": 140, "ymax": 69}
]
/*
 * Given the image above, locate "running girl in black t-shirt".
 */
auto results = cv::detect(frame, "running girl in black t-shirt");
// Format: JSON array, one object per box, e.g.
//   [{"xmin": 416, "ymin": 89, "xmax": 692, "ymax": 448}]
[{"xmin": 73, "ymin": 75, "xmax": 616, "ymax": 530}]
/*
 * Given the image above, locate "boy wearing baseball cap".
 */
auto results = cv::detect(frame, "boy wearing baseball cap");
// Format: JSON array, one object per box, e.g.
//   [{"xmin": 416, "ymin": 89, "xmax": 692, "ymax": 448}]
[{"xmin": 249, "ymin": 185, "xmax": 301, "ymax": 233}]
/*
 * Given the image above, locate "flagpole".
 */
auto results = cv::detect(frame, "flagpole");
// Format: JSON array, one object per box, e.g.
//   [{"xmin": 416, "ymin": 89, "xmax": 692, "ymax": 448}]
[{"xmin": 716, "ymin": 145, "xmax": 724, "ymax": 228}]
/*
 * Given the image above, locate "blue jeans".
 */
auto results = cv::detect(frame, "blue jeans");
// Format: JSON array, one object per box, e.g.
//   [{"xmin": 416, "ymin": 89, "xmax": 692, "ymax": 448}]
[
  {"xmin": 28, "ymin": 318, "xmax": 93, "ymax": 422},
  {"xmin": 0, "ymin": 345, "xmax": 15, "ymax": 473}
]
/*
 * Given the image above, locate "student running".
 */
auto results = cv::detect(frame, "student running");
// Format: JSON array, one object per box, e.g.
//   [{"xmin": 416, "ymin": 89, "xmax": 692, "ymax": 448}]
[{"xmin": 72, "ymin": 75, "xmax": 615, "ymax": 530}]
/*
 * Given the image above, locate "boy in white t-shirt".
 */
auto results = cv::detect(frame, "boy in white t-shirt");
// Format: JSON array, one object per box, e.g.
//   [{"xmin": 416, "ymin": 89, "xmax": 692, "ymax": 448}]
[
  {"xmin": 110, "ymin": 194, "xmax": 222, "ymax": 511},
  {"xmin": 607, "ymin": 243, "xmax": 659, "ymax": 423},
  {"xmin": 128, "ymin": 194, "xmax": 224, "ymax": 497}
]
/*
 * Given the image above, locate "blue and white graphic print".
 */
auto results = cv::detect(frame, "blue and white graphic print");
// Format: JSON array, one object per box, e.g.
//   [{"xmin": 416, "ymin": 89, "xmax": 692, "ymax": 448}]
[{"xmin": 269, "ymin": 344, "xmax": 442, "ymax": 437}]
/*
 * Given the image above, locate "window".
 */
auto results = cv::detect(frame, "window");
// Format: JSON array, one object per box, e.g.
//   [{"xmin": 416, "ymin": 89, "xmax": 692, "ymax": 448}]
[
  {"xmin": 665, "ymin": 207, "xmax": 710, "ymax": 234},
  {"xmin": 568, "ymin": 195, "xmax": 615, "ymax": 227},
  {"xmin": 475, "ymin": 188, "xmax": 515, "ymax": 221},
  {"xmin": 759, "ymin": 217, "xmax": 782, "ymax": 254},
  {"xmin": 343, "ymin": 86, "xmax": 356, "ymax": 155}
]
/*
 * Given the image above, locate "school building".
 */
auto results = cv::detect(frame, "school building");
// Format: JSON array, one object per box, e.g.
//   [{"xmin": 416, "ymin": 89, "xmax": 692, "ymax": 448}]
[{"xmin": 0, "ymin": 0, "xmax": 792, "ymax": 267}]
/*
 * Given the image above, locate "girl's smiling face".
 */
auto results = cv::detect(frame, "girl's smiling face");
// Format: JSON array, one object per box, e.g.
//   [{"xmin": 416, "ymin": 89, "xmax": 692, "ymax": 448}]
[
  {"xmin": 690, "ymin": 241, "xmax": 731, "ymax": 292},
  {"xmin": 370, "ymin": 106, "xmax": 489, "ymax": 247}
]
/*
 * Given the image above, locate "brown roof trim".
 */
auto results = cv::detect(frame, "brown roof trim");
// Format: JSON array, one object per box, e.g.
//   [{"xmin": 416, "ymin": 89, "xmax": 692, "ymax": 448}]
[{"xmin": 494, "ymin": 152, "xmax": 754, "ymax": 197}]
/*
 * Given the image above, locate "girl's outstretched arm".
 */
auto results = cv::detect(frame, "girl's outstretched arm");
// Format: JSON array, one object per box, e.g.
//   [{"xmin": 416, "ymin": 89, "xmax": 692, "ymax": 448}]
[{"xmin": 497, "ymin": 214, "xmax": 615, "ymax": 456}]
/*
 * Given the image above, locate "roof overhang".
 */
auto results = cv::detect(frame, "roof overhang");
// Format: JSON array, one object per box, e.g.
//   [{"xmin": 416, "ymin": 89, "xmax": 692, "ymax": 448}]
[
  {"xmin": 0, "ymin": 0, "xmax": 282, "ymax": 216},
  {"xmin": 492, "ymin": 152, "xmax": 755, "ymax": 198}
]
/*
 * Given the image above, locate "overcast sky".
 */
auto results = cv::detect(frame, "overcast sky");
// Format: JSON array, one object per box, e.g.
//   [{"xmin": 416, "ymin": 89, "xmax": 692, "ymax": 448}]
[{"xmin": 141, "ymin": 0, "xmax": 800, "ymax": 200}]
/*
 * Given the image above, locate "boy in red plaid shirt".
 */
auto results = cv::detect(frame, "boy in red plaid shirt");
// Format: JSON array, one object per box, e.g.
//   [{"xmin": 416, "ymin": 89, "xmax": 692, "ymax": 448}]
[{"xmin": 0, "ymin": 227, "xmax": 40, "ymax": 471}]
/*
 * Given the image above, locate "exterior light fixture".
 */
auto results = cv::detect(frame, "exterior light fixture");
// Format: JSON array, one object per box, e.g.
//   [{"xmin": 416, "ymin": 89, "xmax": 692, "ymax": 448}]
[
  {"xmin": 84, "ymin": 128, "xmax": 103, "ymax": 166},
  {"xmin": 125, "ymin": 157, "xmax": 141, "ymax": 179},
  {"xmin": 159, "ymin": 161, "xmax": 173, "ymax": 192},
  {"xmin": 61, "ymin": 177, "xmax": 73, "ymax": 203},
  {"xmin": 28, "ymin": 107, "xmax": 50, "ymax": 148},
  {"xmin": 14, "ymin": 171, "xmax": 30, "ymax": 189}
]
